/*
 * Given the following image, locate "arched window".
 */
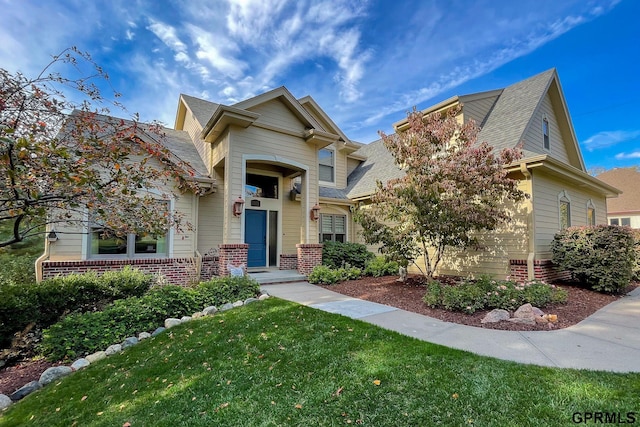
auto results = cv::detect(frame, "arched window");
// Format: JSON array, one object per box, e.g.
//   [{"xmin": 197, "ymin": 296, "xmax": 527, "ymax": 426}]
[
  {"xmin": 586, "ymin": 200, "xmax": 596, "ymax": 226},
  {"xmin": 558, "ymin": 191, "xmax": 571, "ymax": 229}
]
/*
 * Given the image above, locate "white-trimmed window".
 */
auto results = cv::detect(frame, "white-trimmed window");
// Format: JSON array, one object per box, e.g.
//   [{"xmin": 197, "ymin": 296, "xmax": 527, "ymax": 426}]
[
  {"xmin": 586, "ymin": 200, "xmax": 596, "ymax": 226},
  {"xmin": 610, "ymin": 217, "xmax": 631, "ymax": 226},
  {"xmin": 88, "ymin": 201, "xmax": 170, "ymax": 258},
  {"xmin": 543, "ymin": 117, "xmax": 550, "ymax": 150},
  {"xmin": 319, "ymin": 148, "xmax": 335, "ymax": 183},
  {"xmin": 320, "ymin": 214, "xmax": 346, "ymax": 243},
  {"xmin": 558, "ymin": 191, "xmax": 571, "ymax": 229}
]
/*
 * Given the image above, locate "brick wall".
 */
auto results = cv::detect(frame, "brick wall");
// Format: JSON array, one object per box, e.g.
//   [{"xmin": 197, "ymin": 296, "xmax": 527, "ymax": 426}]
[
  {"xmin": 279, "ymin": 254, "xmax": 298, "ymax": 270},
  {"xmin": 201, "ymin": 255, "xmax": 219, "ymax": 280},
  {"xmin": 218, "ymin": 244, "xmax": 249, "ymax": 276},
  {"xmin": 41, "ymin": 257, "xmax": 201, "ymax": 285},
  {"xmin": 296, "ymin": 244, "xmax": 323, "ymax": 275},
  {"xmin": 509, "ymin": 259, "xmax": 571, "ymax": 283}
]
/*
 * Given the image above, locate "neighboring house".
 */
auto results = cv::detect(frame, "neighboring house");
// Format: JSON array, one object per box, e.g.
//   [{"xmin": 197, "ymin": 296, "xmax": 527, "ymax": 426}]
[
  {"xmin": 38, "ymin": 69, "xmax": 619, "ymax": 283},
  {"xmin": 596, "ymin": 167, "xmax": 640, "ymax": 228}
]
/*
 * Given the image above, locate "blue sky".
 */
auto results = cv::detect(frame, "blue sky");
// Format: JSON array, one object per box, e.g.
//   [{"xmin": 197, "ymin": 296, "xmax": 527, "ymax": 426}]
[{"xmin": 1, "ymin": 0, "xmax": 638, "ymax": 171}]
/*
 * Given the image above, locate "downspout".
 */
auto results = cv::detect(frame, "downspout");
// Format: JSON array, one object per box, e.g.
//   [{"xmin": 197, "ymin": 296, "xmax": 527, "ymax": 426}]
[
  {"xmin": 520, "ymin": 163, "xmax": 536, "ymax": 280},
  {"xmin": 35, "ymin": 236, "xmax": 50, "ymax": 283}
]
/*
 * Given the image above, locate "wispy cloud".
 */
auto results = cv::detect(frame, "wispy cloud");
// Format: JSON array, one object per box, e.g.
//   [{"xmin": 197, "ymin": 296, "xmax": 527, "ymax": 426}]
[
  {"xmin": 583, "ymin": 130, "xmax": 640, "ymax": 151},
  {"xmin": 615, "ymin": 151, "xmax": 640, "ymax": 160}
]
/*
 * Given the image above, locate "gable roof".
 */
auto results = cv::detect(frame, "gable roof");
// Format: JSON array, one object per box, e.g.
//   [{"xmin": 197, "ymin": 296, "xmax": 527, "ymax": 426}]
[
  {"xmin": 347, "ymin": 139, "xmax": 404, "ymax": 199},
  {"xmin": 179, "ymin": 94, "xmax": 219, "ymax": 128},
  {"xmin": 596, "ymin": 167, "xmax": 640, "ymax": 214}
]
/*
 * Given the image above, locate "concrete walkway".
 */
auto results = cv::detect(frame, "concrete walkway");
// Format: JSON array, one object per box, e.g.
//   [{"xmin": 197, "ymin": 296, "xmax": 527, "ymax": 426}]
[{"xmin": 261, "ymin": 282, "xmax": 640, "ymax": 373}]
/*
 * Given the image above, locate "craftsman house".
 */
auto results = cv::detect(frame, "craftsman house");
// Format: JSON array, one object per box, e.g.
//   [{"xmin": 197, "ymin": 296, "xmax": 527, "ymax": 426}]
[{"xmin": 38, "ymin": 69, "xmax": 619, "ymax": 283}]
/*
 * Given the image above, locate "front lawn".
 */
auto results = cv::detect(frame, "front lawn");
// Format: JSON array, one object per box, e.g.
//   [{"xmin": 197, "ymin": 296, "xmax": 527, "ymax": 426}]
[{"xmin": 2, "ymin": 298, "xmax": 638, "ymax": 426}]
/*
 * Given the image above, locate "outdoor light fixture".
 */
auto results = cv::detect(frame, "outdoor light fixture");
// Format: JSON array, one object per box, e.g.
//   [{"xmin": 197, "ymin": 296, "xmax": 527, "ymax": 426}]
[
  {"xmin": 233, "ymin": 195, "xmax": 245, "ymax": 217},
  {"xmin": 310, "ymin": 203, "xmax": 321, "ymax": 221},
  {"xmin": 47, "ymin": 230, "xmax": 58, "ymax": 242}
]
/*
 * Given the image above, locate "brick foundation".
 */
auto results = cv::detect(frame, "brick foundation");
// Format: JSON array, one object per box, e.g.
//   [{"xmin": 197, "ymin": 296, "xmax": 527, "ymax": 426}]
[
  {"xmin": 509, "ymin": 259, "xmax": 571, "ymax": 283},
  {"xmin": 279, "ymin": 254, "xmax": 298, "ymax": 270},
  {"xmin": 218, "ymin": 244, "xmax": 249, "ymax": 276},
  {"xmin": 42, "ymin": 257, "xmax": 203, "ymax": 285},
  {"xmin": 296, "ymin": 244, "xmax": 323, "ymax": 275}
]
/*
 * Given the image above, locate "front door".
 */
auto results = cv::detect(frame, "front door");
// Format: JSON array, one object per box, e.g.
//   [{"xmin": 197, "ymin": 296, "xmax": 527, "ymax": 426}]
[{"xmin": 245, "ymin": 209, "xmax": 267, "ymax": 267}]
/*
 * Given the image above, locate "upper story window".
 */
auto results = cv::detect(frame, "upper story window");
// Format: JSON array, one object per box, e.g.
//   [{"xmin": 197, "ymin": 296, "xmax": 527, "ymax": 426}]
[
  {"xmin": 246, "ymin": 173, "xmax": 278, "ymax": 199},
  {"xmin": 586, "ymin": 200, "xmax": 596, "ymax": 226},
  {"xmin": 89, "ymin": 201, "xmax": 170, "ymax": 258},
  {"xmin": 319, "ymin": 149, "xmax": 335, "ymax": 183},
  {"xmin": 558, "ymin": 190, "xmax": 571, "ymax": 229},
  {"xmin": 542, "ymin": 118, "xmax": 550, "ymax": 150}
]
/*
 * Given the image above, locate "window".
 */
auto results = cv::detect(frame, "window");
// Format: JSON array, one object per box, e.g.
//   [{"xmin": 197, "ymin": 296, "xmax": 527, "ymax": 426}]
[
  {"xmin": 610, "ymin": 218, "xmax": 619, "ymax": 226},
  {"xmin": 319, "ymin": 149, "xmax": 334, "ymax": 183},
  {"xmin": 319, "ymin": 214, "xmax": 346, "ymax": 242},
  {"xmin": 89, "ymin": 202, "xmax": 169, "ymax": 258},
  {"xmin": 586, "ymin": 200, "xmax": 596, "ymax": 226},
  {"xmin": 245, "ymin": 173, "xmax": 278, "ymax": 199},
  {"xmin": 558, "ymin": 191, "xmax": 571, "ymax": 229},
  {"xmin": 542, "ymin": 118, "xmax": 550, "ymax": 150},
  {"xmin": 621, "ymin": 217, "xmax": 631, "ymax": 227}
]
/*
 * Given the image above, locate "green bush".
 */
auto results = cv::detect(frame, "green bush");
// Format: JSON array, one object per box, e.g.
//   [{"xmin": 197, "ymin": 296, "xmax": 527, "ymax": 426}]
[
  {"xmin": 632, "ymin": 229, "xmax": 640, "ymax": 282},
  {"xmin": 322, "ymin": 241, "xmax": 374, "ymax": 269},
  {"xmin": 551, "ymin": 225, "xmax": 635, "ymax": 293},
  {"xmin": 0, "ymin": 267, "xmax": 153, "ymax": 348},
  {"xmin": 0, "ymin": 254, "xmax": 38, "ymax": 286},
  {"xmin": 364, "ymin": 256, "xmax": 399, "ymax": 277},
  {"xmin": 423, "ymin": 276, "xmax": 567, "ymax": 314},
  {"xmin": 308, "ymin": 265, "xmax": 362, "ymax": 285},
  {"xmin": 39, "ymin": 276, "xmax": 260, "ymax": 360}
]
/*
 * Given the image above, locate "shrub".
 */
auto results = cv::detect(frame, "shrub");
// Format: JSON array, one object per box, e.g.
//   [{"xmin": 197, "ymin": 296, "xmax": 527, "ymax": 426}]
[
  {"xmin": 364, "ymin": 257, "xmax": 399, "ymax": 277},
  {"xmin": 39, "ymin": 276, "xmax": 260, "ymax": 360},
  {"xmin": 308, "ymin": 265, "xmax": 362, "ymax": 285},
  {"xmin": 551, "ymin": 225, "xmax": 635, "ymax": 293},
  {"xmin": 0, "ymin": 267, "xmax": 153, "ymax": 348},
  {"xmin": 423, "ymin": 276, "xmax": 567, "ymax": 314},
  {"xmin": 0, "ymin": 254, "xmax": 38, "ymax": 286},
  {"xmin": 322, "ymin": 241, "xmax": 374, "ymax": 269},
  {"xmin": 632, "ymin": 229, "xmax": 640, "ymax": 282}
]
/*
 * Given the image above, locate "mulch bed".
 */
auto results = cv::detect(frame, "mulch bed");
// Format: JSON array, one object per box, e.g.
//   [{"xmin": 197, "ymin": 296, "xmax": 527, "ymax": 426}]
[{"xmin": 320, "ymin": 275, "xmax": 637, "ymax": 332}]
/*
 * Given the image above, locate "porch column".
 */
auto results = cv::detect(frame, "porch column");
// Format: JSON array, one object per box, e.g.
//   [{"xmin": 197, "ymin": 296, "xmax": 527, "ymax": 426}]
[
  {"xmin": 296, "ymin": 243, "xmax": 323, "ymax": 275},
  {"xmin": 218, "ymin": 243, "xmax": 249, "ymax": 276}
]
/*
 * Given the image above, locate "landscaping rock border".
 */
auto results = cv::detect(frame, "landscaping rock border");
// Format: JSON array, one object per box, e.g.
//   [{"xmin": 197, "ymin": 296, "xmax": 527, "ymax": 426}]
[{"xmin": 0, "ymin": 291, "xmax": 270, "ymax": 411}]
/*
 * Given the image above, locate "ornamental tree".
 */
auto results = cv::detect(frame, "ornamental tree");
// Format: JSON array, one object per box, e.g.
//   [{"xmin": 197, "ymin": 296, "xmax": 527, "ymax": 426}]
[
  {"xmin": 0, "ymin": 48, "xmax": 200, "ymax": 248},
  {"xmin": 354, "ymin": 107, "xmax": 527, "ymax": 279}
]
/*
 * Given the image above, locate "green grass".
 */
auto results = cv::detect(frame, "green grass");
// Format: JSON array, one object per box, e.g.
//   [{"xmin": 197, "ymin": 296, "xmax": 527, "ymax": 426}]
[{"xmin": 2, "ymin": 299, "xmax": 639, "ymax": 426}]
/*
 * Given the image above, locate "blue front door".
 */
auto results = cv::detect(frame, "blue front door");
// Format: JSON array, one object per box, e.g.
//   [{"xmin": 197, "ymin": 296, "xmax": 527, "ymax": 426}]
[{"xmin": 245, "ymin": 209, "xmax": 267, "ymax": 267}]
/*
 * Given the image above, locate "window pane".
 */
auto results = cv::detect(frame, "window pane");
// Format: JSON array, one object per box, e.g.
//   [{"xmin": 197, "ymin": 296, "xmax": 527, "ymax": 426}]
[
  {"xmin": 334, "ymin": 216, "xmax": 346, "ymax": 234},
  {"xmin": 246, "ymin": 173, "xmax": 278, "ymax": 199},
  {"xmin": 335, "ymin": 234, "xmax": 345, "ymax": 243},
  {"xmin": 610, "ymin": 218, "xmax": 619, "ymax": 226},
  {"xmin": 543, "ymin": 119, "xmax": 550, "ymax": 150},
  {"xmin": 560, "ymin": 201, "xmax": 570, "ymax": 229},
  {"xmin": 587, "ymin": 208, "xmax": 595, "ymax": 226},
  {"xmin": 319, "ymin": 149, "xmax": 334, "ymax": 182},
  {"xmin": 321, "ymin": 215, "xmax": 333, "ymax": 233},
  {"xmin": 134, "ymin": 232, "xmax": 166, "ymax": 254},
  {"xmin": 91, "ymin": 230, "xmax": 127, "ymax": 255},
  {"xmin": 321, "ymin": 234, "xmax": 333, "ymax": 242},
  {"xmin": 621, "ymin": 218, "xmax": 631, "ymax": 226},
  {"xmin": 319, "ymin": 164, "xmax": 334, "ymax": 182}
]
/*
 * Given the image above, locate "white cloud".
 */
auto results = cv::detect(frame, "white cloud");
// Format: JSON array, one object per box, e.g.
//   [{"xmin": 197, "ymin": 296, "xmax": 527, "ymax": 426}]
[
  {"xmin": 147, "ymin": 19, "xmax": 187, "ymax": 53},
  {"xmin": 615, "ymin": 151, "xmax": 640, "ymax": 160},
  {"xmin": 583, "ymin": 130, "xmax": 640, "ymax": 151}
]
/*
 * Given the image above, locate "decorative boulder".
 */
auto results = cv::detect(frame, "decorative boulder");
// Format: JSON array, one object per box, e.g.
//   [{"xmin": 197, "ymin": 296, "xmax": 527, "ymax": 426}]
[
  {"xmin": 9, "ymin": 381, "xmax": 41, "ymax": 401},
  {"xmin": 244, "ymin": 297, "xmax": 259, "ymax": 305},
  {"xmin": 220, "ymin": 303, "xmax": 234, "ymax": 311},
  {"xmin": 105, "ymin": 344, "xmax": 122, "ymax": 356},
  {"xmin": 39, "ymin": 366, "xmax": 73, "ymax": 386},
  {"xmin": 138, "ymin": 332, "xmax": 152, "ymax": 340},
  {"xmin": 86, "ymin": 351, "xmax": 107, "ymax": 363},
  {"xmin": 258, "ymin": 294, "xmax": 269, "ymax": 301},
  {"xmin": 152, "ymin": 327, "xmax": 166, "ymax": 336},
  {"xmin": 121, "ymin": 337, "xmax": 139, "ymax": 349},
  {"xmin": 0, "ymin": 393, "xmax": 12, "ymax": 409},
  {"xmin": 180, "ymin": 316, "xmax": 192, "ymax": 323},
  {"xmin": 508, "ymin": 303, "xmax": 537, "ymax": 325},
  {"xmin": 203, "ymin": 306, "xmax": 218, "ymax": 316},
  {"xmin": 192, "ymin": 311, "xmax": 205, "ymax": 319},
  {"xmin": 481, "ymin": 309, "xmax": 511, "ymax": 324},
  {"xmin": 71, "ymin": 358, "xmax": 90, "ymax": 370},
  {"xmin": 232, "ymin": 300, "xmax": 243, "ymax": 308},
  {"xmin": 165, "ymin": 318, "xmax": 182, "ymax": 328}
]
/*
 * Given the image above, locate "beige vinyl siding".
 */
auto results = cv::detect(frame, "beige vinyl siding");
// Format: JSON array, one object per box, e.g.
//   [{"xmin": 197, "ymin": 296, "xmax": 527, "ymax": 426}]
[
  {"xmin": 323, "ymin": 143, "xmax": 348, "ymax": 188},
  {"xmin": 227, "ymin": 125, "xmax": 318, "ymax": 242},
  {"xmin": 48, "ymin": 217, "xmax": 85, "ymax": 261},
  {"xmin": 282, "ymin": 176, "xmax": 302, "ymax": 253},
  {"xmin": 197, "ymin": 188, "xmax": 224, "ymax": 253},
  {"xmin": 463, "ymin": 95, "xmax": 499, "ymax": 126},
  {"xmin": 182, "ymin": 109, "xmax": 211, "ymax": 175},
  {"xmin": 532, "ymin": 171, "xmax": 608, "ymax": 258},
  {"xmin": 522, "ymin": 93, "xmax": 570, "ymax": 163},
  {"xmin": 347, "ymin": 157, "xmax": 361, "ymax": 177},
  {"xmin": 170, "ymin": 193, "xmax": 196, "ymax": 257},
  {"xmin": 248, "ymin": 99, "xmax": 307, "ymax": 133},
  {"xmin": 428, "ymin": 179, "xmax": 531, "ymax": 278}
]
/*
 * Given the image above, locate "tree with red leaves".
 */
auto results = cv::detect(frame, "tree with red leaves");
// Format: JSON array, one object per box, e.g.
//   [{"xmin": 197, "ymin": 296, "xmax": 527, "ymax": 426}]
[
  {"xmin": 0, "ymin": 48, "xmax": 200, "ymax": 248},
  {"xmin": 354, "ymin": 107, "xmax": 527, "ymax": 279}
]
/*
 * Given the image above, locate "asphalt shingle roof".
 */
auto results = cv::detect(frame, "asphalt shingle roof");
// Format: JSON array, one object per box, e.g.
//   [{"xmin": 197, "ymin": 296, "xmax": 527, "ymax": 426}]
[
  {"xmin": 156, "ymin": 127, "xmax": 210, "ymax": 177},
  {"xmin": 596, "ymin": 168, "xmax": 640, "ymax": 213},
  {"xmin": 346, "ymin": 139, "xmax": 405, "ymax": 199},
  {"xmin": 180, "ymin": 94, "xmax": 219, "ymax": 128}
]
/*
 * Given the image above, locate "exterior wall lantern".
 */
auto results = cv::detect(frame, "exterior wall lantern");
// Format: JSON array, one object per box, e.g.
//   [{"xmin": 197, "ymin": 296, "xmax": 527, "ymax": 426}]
[
  {"xmin": 310, "ymin": 203, "xmax": 321, "ymax": 221},
  {"xmin": 233, "ymin": 195, "xmax": 245, "ymax": 217},
  {"xmin": 47, "ymin": 229, "xmax": 58, "ymax": 242}
]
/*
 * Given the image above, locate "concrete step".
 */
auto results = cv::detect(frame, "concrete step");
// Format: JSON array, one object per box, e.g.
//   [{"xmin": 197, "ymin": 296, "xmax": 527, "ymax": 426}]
[{"xmin": 249, "ymin": 269, "xmax": 307, "ymax": 285}]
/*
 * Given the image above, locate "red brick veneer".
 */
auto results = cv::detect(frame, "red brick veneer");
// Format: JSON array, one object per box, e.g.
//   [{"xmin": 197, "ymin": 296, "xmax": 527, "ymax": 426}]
[
  {"xmin": 296, "ymin": 244, "xmax": 323, "ymax": 275},
  {"xmin": 509, "ymin": 259, "xmax": 571, "ymax": 283},
  {"xmin": 218, "ymin": 243, "xmax": 249, "ymax": 276}
]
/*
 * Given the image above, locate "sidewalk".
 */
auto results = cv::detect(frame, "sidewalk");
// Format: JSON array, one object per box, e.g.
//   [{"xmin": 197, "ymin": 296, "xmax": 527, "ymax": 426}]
[{"xmin": 261, "ymin": 282, "xmax": 640, "ymax": 373}]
